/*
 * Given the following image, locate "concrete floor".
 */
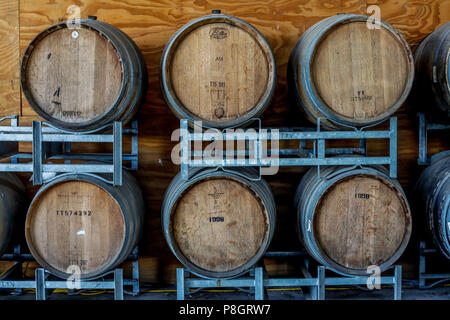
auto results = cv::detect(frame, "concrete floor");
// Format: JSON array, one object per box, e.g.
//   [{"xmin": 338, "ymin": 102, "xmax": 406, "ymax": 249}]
[{"xmin": 0, "ymin": 283, "xmax": 448, "ymax": 300}]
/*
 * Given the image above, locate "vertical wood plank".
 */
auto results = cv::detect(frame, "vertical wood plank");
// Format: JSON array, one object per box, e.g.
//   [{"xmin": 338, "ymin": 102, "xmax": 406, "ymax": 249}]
[{"xmin": 0, "ymin": 0, "xmax": 20, "ymax": 116}]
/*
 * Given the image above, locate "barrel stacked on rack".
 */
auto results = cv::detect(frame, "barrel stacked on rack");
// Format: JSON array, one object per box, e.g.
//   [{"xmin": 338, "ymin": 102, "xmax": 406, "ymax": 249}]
[
  {"xmin": 413, "ymin": 22, "xmax": 450, "ymax": 118},
  {"xmin": 25, "ymin": 171, "xmax": 145, "ymax": 279},
  {"xmin": 287, "ymin": 14, "xmax": 414, "ymax": 275},
  {"xmin": 412, "ymin": 22, "xmax": 450, "ymax": 262},
  {"xmin": 159, "ymin": 12, "xmax": 415, "ymax": 280},
  {"xmin": 295, "ymin": 166, "xmax": 412, "ymax": 275},
  {"xmin": 288, "ymin": 14, "xmax": 414, "ymax": 129},
  {"xmin": 4, "ymin": 9, "xmax": 447, "ymax": 289},
  {"xmin": 2, "ymin": 17, "xmax": 148, "ymax": 279},
  {"xmin": 162, "ymin": 168, "xmax": 276, "ymax": 278},
  {"xmin": 20, "ymin": 17, "xmax": 148, "ymax": 132},
  {"xmin": 160, "ymin": 11, "xmax": 277, "ymax": 279},
  {"xmin": 415, "ymin": 154, "xmax": 450, "ymax": 260},
  {"xmin": 160, "ymin": 10, "xmax": 276, "ymax": 129}
]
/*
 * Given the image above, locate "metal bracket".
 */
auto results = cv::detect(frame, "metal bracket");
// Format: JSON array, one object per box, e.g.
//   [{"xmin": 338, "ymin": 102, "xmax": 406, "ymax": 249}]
[
  {"xmin": 318, "ymin": 265, "xmax": 402, "ymax": 300},
  {"xmin": 175, "ymin": 256, "xmax": 402, "ymax": 300},
  {"xmin": 0, "ymin": 116, "xmax": 139, "ymax": 186},
  {"xmin": 419, "ymin": 241, "xmax": 450, "ymax": 289},
  {"xmin": 0, "ymin": 245, "xmax": 140, "ymax": 299},
  {"xmin": 180, "ymin": 117, "xmax": 398, "ymax": 180},
  {"xmin": 418, "ymin": 112, "xmax": 450, "ymax": 165}
]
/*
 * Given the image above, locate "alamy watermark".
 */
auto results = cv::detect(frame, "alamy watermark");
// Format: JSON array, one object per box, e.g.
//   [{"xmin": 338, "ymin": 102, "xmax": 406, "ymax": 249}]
[
  {"xmin": 366, "ymin": 265, "xmax": 381, "ymax": 290},
  {"xmin": 366, "ymin": 5, "xmax": 381, "ymax": 30},
  {"xmin": 66, "ymin": 265, "xmax": 81, "ymax": 290},
  {"xmin": 171, "ymin": 121, "xmax": 280, "ymax": 175}
]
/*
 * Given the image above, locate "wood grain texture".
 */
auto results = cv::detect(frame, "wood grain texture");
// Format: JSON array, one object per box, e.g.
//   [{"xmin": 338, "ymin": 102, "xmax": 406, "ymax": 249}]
[
  {"xmin": 315, "ymin": 175, "xmax": 409, "ymax": 270},
  {"xmin": 172, "ymin": 178, "xmax": 268, "ymax": 272},
  {"xmin": 0, "ymin": 0, "xmax": 447, "ymax": 282},
  {"xmin": 0, "ymin": 0, "xmax": 20, "ymax": 116}
]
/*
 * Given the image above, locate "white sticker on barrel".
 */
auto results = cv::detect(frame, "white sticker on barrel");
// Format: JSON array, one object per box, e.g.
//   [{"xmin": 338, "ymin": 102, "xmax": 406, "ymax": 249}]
[
  {"xmin": 72, "ymin": 31, "xmax": 79, "ymax": 39},
  {"xmin": 77, "ymin": 230, "xmax": 85, "ymax": 236}
]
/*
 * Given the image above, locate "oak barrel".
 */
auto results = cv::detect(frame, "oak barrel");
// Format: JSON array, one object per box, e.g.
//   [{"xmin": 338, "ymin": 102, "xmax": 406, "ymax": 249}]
[
  {"xmin": 160, "ymin": 10, "xmax": 276, "ymax": 129},
  {"xmin": 295, "ymin": 165, "xmax": 412, "ymax": 275},
  {"xmin": 161, "ymin": 168, "xmax": 276, "ymax": 278},
  {"xmin": 413, "ymin": 22, "xmax": 450, "ymax": 118},
  {"xmin": 0, "ymin": 173, "xmax": 26, "ymax": 256},
  {"xmin": 25, "ymin": 171, "xmax": 144, "ymax": 279},
  {"xmin": 20, "ymin": 17, "xmax": 148, "ymax": 132},
  {"xmin": 288, "ymin": 14, "xmax": 414, "ymax": 129},
  {"xmin": 415, "ymin": 153, "xmax": 450, "ymax": 259}
]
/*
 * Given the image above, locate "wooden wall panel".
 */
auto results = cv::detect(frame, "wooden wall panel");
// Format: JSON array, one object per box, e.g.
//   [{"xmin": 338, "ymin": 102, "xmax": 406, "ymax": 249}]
[
  {"xmin": 0, "ymin": 0, "xmax": 448, "ymax": 283},
  {"xmin": 0, "ymin": 0, "xmax": 20, "ymax": 116}
]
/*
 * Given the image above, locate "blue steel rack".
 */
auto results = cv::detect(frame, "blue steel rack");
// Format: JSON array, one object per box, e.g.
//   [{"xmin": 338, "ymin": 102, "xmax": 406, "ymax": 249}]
[
  {"xmin": 419, "ymin": 241, "xmax": 450, "ymax": 289},
  {"xmin": 180, "ymin": 117, "xmax": 398, "ymax": 180},
  {"xmin": 416, "ymin": 113, "xmax": 450, "ymax": 288},
  {"xmin": 0, "ymin": 245, "xmax": 140, "ymax": 299},
  {"xmin": 176, "ymin": 252, "xmax": 402, "ymax": 300},
  {"xmin": 0, "ymin": 115, "xmax": 141, "ymax": 299},
  {"xmin": 418, "ymin": 112, "xmax": 450, "ymax": 165},
  {"xmin": 0, "ymin": 115, "xmax": 139, "ymax": 185},
  {"xmin": 175, "ymin": 117, "xmax": 402, "ymax": 300}
]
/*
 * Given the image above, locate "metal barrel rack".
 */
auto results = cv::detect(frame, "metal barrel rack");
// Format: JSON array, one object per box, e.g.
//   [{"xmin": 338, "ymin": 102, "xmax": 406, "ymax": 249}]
[
  {"xmin": 0, "ymin": 115, "xmax": 141, "ymax": 299},
  {"xmin": 416, "ymin": 112, "xmax": 450, "ymax": 288},
  {"xmin": 176, "ymin": 251, "xmax": 402, "ymax": 300},
  {"xmin": 417, "ymin": 112, "xmax": 450, "ymax": 165},
  {"xmin": 0, "ymin": 115, "xmax": 139, "ymax": 185},
  {"xmin": 419, "ymin": 241, "xmax": 450, "ymax": 289},
  {"xmin": 180, "ymin": 117, "xmax": 398, "ymax": 180},
  {"xmin": 0, "ymin": 245, "xmax": 140, "ymax": 299},
  {"xmin": 175, "ymin": 117, "xmax": 401, "ymax": 300}
]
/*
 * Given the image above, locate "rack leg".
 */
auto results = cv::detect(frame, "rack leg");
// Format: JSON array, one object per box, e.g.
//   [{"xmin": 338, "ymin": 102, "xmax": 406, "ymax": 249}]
[
  {"xmin": 419, "ymin": 242, "xmax": 426, "ymax": 289},
  {"xmin": 177, "ymin": 268, "xmax": 185, "ymax": 300},
  {"xmin": 317, "ymin": 266, "xmax": 325, "ymax": 300},
  {"xmin": 394, "ymin": 265, "xmax": 402, "ymax": 300},
  {"xmin": 418, "ymin": 113, "xmax": 428, "ymax": 164},
  {"xmin": 254, "ymin": 267, "xmax": 264, "ymax": 300},
  {"xmin": 35, "ymin": 268, "xmax": 46, "ymax": 301},
  {"xmin": 114, "ymin": 269, "xmax": 124, "ymax": 300},
  {"xmin": 132, "ymin": 258, "xmax": 140, "ymax": 295}
]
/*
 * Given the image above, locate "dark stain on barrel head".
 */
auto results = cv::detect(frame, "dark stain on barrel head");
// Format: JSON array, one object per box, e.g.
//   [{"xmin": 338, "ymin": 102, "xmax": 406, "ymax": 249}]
[{"xmin": 214, "ymin": 107, "xmax": 225, "ymax": 118}]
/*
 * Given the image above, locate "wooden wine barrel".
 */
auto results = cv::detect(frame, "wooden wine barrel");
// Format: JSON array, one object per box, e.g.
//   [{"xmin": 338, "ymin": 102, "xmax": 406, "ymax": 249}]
[
  {"xmin": 20, "ymin": 17, "xmax": 148, "ymax": 132},
  {"xmin": 161, "ymin": 168, "xmax": 276, "ymax": 278},
  {"xmin": 295, "ymin": 165, "xmax": 412, "ymax": 275},
  {"xmin": 415, "ymin": 153, "xmax": 450, "ymax": 259},
  {"xmin": 0, "ymin": 173, "xmax": 26, "ymax": 256},
  {"xmin": 413, "ymin": 22, "xmax": 450, "ymax": 118},
  {"xmin": 288, "ymin": 14, "xmax": 414, "ymax": 129},
  {"xmin": 25, "ymin": 171, "xmax": 144, "ymax": 279},
  {"xmin": 160, "ymin": 10, "xmax": 276, "ymax": 129}
]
